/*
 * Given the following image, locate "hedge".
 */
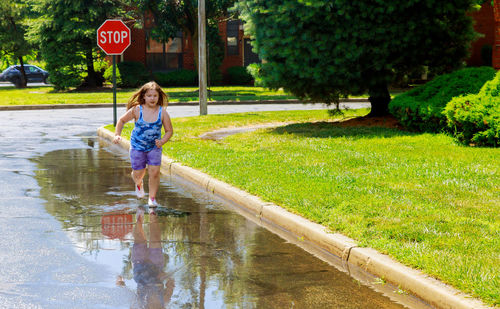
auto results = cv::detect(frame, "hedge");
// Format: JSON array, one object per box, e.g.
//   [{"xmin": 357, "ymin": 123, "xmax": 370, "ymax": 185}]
[
  {"xmin": 104, "ymin": 61, "xmax": 150, "ymax": 88},
  {"xmin": 154, "ymin": 69, "xmax": 198, "ymax": 87},
  {"xmin": 389, "ymin": 67, "xmax": 496, "ymax": 132},
  {"xmin": 225, "ymin": 66, "xmax": 254, "ymax": 85},
  {"xmin": 444, "ymin": 71, "xmax": 500, "ymax": 147}
]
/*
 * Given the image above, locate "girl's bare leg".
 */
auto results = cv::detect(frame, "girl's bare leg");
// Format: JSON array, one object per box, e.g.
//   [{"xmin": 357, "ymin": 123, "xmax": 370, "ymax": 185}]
[
  {"xmin": 133, "ymin": 210, "xmax": 146, "ymax": 242},
  {"xmin": 148, "ymin": 165, "xmax": 161, "ymax": 200},
  {"xmin": 149, "ymin": 212, "xmax": 161, "ymax": 248},
  {"xmin": 131, "ymin": 168, "xmax": 146, "ymax": 187}
]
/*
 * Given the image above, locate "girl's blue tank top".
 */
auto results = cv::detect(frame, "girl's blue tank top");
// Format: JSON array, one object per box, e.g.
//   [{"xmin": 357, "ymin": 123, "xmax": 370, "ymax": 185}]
[{"xmin": 130, "ymin": 105, "xmax": 162, "ymax": 152}]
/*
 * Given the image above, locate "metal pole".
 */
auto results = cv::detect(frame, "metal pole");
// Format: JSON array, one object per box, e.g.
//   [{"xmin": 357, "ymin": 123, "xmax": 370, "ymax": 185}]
[
  {"xmin": 113, "ymin": 55, "xmax": 117, "ymax": 126},
  {"xmin": 198, "ymin": 0, "xmax": 207, "ymax": 115}
]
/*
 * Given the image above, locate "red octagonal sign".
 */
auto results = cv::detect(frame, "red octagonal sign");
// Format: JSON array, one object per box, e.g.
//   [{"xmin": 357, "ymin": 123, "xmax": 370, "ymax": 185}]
[{"xmin": 97, "ymin": 19, "xmax": 131, "ymax": 55}]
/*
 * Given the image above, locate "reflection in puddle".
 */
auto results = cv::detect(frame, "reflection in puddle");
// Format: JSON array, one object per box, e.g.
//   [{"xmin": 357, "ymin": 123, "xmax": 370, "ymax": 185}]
[
  {"xmin": 131, "ymin": 207, "xmax": 175, "ymax": 308},
  {"xmin": 31, "ymin": 144, "xmax": 419, "ymax": 308}
]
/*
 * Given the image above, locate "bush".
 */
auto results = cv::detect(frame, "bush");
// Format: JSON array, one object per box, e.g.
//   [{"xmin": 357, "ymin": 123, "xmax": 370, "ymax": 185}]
[
  {"xmin": 225, "ymin": 66, "xmax": 253, "ymax": 85},
  {"xmin": 47, "ymin": 64, "xmax": 82, "ymax": 90},
  {"xmin": 247, "ymin": 63, "xmax": 265, "ymax": 87},
  {"xmin": 444, "ymin": 71, "xmax": 500, "ymax": 147},
  {"xmin": 389, "ymin": 67, "xmax": 496, "ymax": 132},
  {"xmin": 104, "ymin": 61, "xmax": 150, "ymax": 88},
  {"xmin": 154, "ymin": 69, "xmax": 198, "ymax": 87}
]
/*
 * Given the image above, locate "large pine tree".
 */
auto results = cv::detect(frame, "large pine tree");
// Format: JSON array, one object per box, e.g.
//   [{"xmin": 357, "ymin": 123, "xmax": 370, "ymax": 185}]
[{"xmin": 237, "ymin": 0, "xmax": 478, "ymax": 116}]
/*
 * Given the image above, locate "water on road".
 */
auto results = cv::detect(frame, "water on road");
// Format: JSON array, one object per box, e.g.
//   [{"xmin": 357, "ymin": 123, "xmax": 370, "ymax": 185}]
[{"xmin": 0, "ymin": 106, "xmax": 426, "ymax": 308}]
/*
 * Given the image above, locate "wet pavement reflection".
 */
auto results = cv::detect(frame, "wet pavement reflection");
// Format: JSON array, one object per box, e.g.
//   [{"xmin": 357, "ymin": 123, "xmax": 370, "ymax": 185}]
[
  {"xmin": 0, "ymin": 108, "xmax": 425, "ymax": 308},
  {"xmin": 29, "ymin": 143, "xmax": 410, "ymax": 308}
]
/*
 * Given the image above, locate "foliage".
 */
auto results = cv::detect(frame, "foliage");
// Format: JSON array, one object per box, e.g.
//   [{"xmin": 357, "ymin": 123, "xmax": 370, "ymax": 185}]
[
  {"xmin": 0, "ymin": 1, "xmax": 34, "ymax": 87},
  {"xmin": 236, "ymin": 0, "xmax": 478, "ymax": 116},
  {"xmin": 389, "ymin": 67, "xmax": 495, "ymax": 132},
  {"xmin": 246, "ymin": 63, "xmax": 264, "ymax": 86},
  {"xmin": 225, "ymin": 66, "xmax": 253, "ymax": 85},
  {"xmin": 445, "ymin": 71, "xmax": 500, "ymax": 146},
  {"xmin": 91, "ymin": 57, "xmax": 110, "ymax": 86},
  {"xmin": 154, "ymin": 69, "xmax": 198, "ymax": 87},
  {"xmin": 207, "ymin": 19, "xmax": 224, "ymax": 85},
  {"xmin": 30, "ymin": 0, "xmax": 128, "ymax": 90},
  {"xmin": 104, "ymin": 61, "xmax": 150, "ymax": 88}
]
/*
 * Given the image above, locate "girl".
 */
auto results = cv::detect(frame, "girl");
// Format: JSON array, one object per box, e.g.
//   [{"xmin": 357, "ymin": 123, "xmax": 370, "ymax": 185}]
[{"xmin": 113, "ymin": 81, "xmax": 173, "ymax": 207}]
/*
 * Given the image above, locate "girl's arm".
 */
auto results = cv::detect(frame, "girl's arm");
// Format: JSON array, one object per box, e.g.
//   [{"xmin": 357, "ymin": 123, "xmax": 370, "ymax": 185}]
[
  {"xmin": 113, "ymin": 107, "xmax": 138, "ymax": 144},
  {"xmin": 155, "ymin": 107, "xmax": 173, "ymax": 148}
]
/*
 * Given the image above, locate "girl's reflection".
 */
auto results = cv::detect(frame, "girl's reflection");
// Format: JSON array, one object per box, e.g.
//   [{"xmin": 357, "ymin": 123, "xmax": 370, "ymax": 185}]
[{"xmin": 132, "ymin": 206, "xmax": 174, "ymax": 308}]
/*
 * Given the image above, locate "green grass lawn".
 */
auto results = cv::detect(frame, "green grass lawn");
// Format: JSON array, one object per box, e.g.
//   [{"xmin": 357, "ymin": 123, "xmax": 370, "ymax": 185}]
[
  {"xmin": 0, "ymin": 85, "xmax": 296, "ymax": 106},
  {"xmin": 107, "ymin": 108, "xmax": 500, "ymax": 306},
  {"xmin": 0, "ymin": 85, "xmax": 409, "ymax": 106}
]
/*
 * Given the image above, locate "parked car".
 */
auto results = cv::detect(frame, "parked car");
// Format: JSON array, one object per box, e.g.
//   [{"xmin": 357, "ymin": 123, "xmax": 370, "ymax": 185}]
[{"xmin": 0, "ymin": 65, "xmax": 50, "ymax": 86}]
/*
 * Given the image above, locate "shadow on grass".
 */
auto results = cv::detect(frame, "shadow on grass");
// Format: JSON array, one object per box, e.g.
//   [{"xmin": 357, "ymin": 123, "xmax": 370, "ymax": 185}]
[{"xmin": 270, "ymin": 118, "xmax": 419, "ymax": 140}]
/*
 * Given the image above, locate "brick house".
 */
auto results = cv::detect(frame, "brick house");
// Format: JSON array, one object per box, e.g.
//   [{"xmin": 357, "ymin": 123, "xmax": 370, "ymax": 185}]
[
  {"xmin": 119, "ymin": 16, "xmax": 260, "ymax": 76},
  {"xmin": 468, "ymin": 1, "xmax": 496, "ymax": 67},
  {"xmin": 493, "ymin": 0, "xmax": 500, "ymax": 68}
]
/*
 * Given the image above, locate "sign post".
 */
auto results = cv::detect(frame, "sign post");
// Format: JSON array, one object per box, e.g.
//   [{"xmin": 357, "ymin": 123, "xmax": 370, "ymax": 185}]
[{"xmin": 97, "ymin": 19, "xmax": 131, "ymax": 126}]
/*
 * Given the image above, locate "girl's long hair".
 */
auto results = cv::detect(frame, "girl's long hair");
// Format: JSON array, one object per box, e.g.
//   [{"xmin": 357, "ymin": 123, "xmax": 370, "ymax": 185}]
[{"xmin": 127, "ymin": 81, "xmax": 168, "ymax": 110}]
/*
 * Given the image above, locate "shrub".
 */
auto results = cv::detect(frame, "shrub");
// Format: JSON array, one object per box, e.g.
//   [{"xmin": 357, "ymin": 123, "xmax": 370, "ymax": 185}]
[
  {"xmin": 225, "ymin": 66, "xmax": 253, "ymax": 85},
  {"xmin": 104, "ymin": 61, "xmax": 150, "ymax": 88},
  {"xmin": 444, "ymin": 71, "xmax": 500, "ymax": 147},
  {"xmin": 46, "ymin": 65, "xmax": 82, "ymax": 90},
  {"xmin": 154, "ymin": 69, "xmax": 198, "ymax": 87},
  {"xmin": 247, "ymin": 63, "xmax": 265, "ymax": 87},
  {"xmin": 389, "ymin": 67, "xmax": 496, "ymax": 132},
  {"xmin": 91, "ymin": 60, "xmax": 109, "ymax": 87}
]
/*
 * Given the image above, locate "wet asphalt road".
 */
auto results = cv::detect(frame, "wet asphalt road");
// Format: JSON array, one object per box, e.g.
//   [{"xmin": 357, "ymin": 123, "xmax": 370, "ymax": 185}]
[{"xmin": 0, "ymin": 105, "xmax": 417, "ymax": 309}]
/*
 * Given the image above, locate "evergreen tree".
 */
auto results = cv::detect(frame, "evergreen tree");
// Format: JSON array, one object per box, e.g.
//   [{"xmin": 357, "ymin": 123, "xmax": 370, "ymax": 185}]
[
  {"xmin": 237, "ymin": 0, "xmax": 478, "ymax": 116},
  {"xmin": 0, "ymin": 1, "xmax": 33, "ymax": 87},
  {"xmin": 31, "ymin": 0, "xmax": 129, "ymax": 89}
]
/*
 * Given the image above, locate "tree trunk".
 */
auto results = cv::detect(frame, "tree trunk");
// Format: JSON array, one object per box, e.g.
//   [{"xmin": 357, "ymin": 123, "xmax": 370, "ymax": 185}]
[
  {"xmin": 17, "ymin": 56, "xmax": 27, "ymax": 88},
  {"xmin": 84, "ymin": 48, "xmax": 100, "ymax": 87},
  {"xmin": 368, "ymin": 82, "xmax": 391, "ymax": 117}
]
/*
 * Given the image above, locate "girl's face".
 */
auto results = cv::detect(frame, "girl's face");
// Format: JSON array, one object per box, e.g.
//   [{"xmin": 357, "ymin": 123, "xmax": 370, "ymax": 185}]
[{"xmin": 144, "ymin": 89, "xmax": 159, "ymax": 106}]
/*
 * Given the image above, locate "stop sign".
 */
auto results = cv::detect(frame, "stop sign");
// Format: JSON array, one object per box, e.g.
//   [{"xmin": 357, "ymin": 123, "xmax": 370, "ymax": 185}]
[{"xmin": 97, "ymin": 19, "xmax": 131, "ymax": 55}]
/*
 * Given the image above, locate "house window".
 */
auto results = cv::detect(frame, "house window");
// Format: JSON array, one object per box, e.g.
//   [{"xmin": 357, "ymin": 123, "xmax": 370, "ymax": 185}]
[
  {"xmin": 226, "ymin": 20, "xmax": 240, "ymax": 56},
  {"xmin": 146, "ymin": 32, "xmax": 183, "ymax": 71}
]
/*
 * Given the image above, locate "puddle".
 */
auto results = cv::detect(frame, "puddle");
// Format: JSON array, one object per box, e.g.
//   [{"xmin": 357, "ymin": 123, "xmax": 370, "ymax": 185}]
[{"xmin": 30, "ymin": 142, "xmax": 429, "ymax": 308}]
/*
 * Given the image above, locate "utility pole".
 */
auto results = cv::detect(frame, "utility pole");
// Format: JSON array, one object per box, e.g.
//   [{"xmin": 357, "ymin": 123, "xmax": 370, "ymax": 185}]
[{"xmin": 198, "ymin": 0, "xmax": 208, "ymax": 115}]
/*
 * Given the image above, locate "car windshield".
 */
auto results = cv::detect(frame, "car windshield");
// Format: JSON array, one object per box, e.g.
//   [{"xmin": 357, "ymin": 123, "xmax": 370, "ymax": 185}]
[
  {"xmin": 2, "ymin": 67, "xmax": 16, "ymax": 73},
  {"xmin": 2, "ymin": 65, "xmax": 46, "ymax": 74}
]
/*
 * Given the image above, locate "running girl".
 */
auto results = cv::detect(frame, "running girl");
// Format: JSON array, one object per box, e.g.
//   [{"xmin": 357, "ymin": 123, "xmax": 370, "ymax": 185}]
[{"xmin": 113, "ymin": 81, "xmax": 173, "ymax": 207}]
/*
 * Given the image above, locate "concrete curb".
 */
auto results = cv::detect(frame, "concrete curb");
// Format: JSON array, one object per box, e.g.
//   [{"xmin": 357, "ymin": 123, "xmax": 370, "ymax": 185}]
[
  {"xmin": 97, "ymin": 126, "xmax": 491, "ymax": 309},
  {"xmin": 0, "ymin": 98, "xmax": 369, "ymax": 111}
]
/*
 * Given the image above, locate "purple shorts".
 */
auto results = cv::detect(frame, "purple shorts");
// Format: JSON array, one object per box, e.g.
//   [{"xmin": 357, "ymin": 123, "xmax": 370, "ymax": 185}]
[
  {"xmin": 132, "ymin": 243, "xmax": 164, "ymax": 267},
  {"xmin": 130, "ymin": 147, "xmax": 162, "ymax": 170}
]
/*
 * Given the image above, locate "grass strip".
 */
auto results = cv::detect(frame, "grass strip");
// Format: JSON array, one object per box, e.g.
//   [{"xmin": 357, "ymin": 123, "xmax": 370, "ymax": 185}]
[
  {"xmin": 106, "ymin": 109, "xmax": 499, "ymax": 306},
  {"xmin": 0, "ymin": 86, "xmax": 295, "ymax": 106}
]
